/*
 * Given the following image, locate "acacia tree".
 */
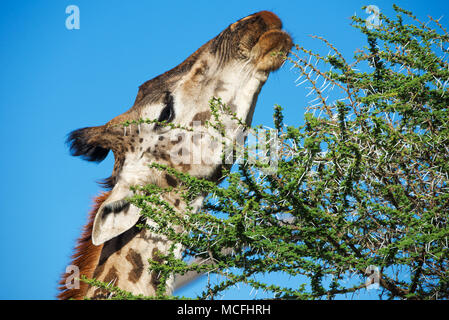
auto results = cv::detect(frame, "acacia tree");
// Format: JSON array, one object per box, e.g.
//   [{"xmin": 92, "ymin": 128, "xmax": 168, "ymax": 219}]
[{"xmin": 85, "ymin": 6, "xmax": 449, "ymax": 300}]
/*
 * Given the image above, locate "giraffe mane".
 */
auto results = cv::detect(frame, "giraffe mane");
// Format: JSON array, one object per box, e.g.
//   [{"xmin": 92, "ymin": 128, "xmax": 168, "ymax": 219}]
[{"xmin": 57, "ymin": 191, "xmax": 110, "ymax": 300}]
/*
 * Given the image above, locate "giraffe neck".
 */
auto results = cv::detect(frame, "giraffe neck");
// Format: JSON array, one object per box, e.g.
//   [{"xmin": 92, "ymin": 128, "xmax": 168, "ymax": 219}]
[
  {"xmin": 86, "ymin": 194, "xmax": 203, "ymax": 299},
  {"xmin": 86, "ymin": 223, "xmax": 180, "ymax": 298}
]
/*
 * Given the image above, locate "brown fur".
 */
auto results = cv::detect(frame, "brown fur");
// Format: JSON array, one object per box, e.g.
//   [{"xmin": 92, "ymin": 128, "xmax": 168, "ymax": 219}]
[
  {"xmin": 57, "ymin": 192, "xmax": 110, "ymax": 300},
  {"xmin": 125, "ymin": 248, "xmax": 144, "ymax": 283}
]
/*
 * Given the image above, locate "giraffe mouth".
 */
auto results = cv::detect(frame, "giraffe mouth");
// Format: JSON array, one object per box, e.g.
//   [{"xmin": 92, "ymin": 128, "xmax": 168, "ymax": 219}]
[
  {"xmin": 225, "ymin": 11, "xmax": 293, "ymax": 72},
  {"xmin": 251, "ymin": 29, "xmax": 292, "ymax": 72}
]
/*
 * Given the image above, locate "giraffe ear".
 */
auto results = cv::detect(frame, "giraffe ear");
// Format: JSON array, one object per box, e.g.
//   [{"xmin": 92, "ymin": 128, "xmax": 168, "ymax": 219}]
[{"xmin": 91, "ymin": 184, "xmax": 141, "ymax": 246}]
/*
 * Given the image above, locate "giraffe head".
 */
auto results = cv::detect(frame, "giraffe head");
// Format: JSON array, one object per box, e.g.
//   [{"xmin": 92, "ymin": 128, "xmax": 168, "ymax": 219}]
[{"xmin": 67, "ymin": 11, "xmax": 292, "ymax": 246}]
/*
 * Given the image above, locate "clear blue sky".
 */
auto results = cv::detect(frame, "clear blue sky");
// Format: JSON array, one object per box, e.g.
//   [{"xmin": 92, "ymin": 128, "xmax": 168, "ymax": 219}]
[{"xmin": 0, "ymin": 0, "xmax": 447, "ymax": 300}]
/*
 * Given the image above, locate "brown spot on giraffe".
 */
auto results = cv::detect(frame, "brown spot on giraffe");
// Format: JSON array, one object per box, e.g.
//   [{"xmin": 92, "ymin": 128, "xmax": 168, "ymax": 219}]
[
  {"xmin": 104, "ymin": 266, "xmax": 119, "ymax": 284},
  {"xmin": 126, "ymin": 248, "xmax": 144, "ymax": 283},
  {"xmin": 91, "ymin": 266, "xmax": 119, "ymax": 299},
  {"xmin": 190, "ymin": 110, "xmax": 211, "ymax": 126},
  {"xmin": 165, "ymin": 174, "xmax": 178, "ymax": 188}
]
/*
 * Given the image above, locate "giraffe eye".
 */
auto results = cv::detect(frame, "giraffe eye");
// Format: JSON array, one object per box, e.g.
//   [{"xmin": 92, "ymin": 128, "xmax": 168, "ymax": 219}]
[{"xmin": 157, "ymin": 91, "xmax": 175, "ymax": 124}]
